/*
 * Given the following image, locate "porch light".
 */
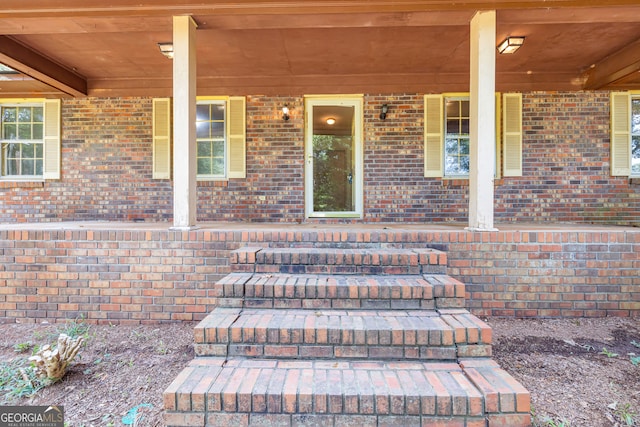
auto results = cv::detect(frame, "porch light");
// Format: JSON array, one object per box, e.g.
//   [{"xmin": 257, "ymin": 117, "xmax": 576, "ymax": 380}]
[
  {"xmin": 282, "ymin": 106, "xmax": 290, "ymax": 121},
  {"xmin": 157, "ymin": 43, "xmax": 174, "ymax": 59},
  {"xmin": 497, "ymin": 36, "xmax": 525, "ymax": 54},
  {"xmin": 379, "ymin": 104, "xmax": 388, "ymax": 120},
  {"xmin": 326, "ymin": 118, "xmax": 336, "ymax": 125}
]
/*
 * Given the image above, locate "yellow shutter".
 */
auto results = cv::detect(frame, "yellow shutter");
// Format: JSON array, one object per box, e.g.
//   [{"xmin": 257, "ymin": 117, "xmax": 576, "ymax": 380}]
[
  {"xmin": 152, "ymin": 98, "xmax": 171, "ymax": 179},
  {"xmin": 502, "ymin": 93, "xmax": 523, "ymax": 177},
  {"xmin": 610, "ymin": 92, "xmax": 631, "ymax": 177},
  {"xmin": 227, "ymin": 96, "xmax": 246, "ymax": 179},
  {"xmin": 424, "ymin": 94, "xmax": 443, "ymax": 177},
  {"xmin": 43, "ymin": 99, "xmax": 61, "ymax": 180}
]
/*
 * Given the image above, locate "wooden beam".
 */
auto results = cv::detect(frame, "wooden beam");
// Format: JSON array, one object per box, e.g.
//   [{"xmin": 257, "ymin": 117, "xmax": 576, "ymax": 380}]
[
  {"xmin": 584, "ymin": 37, "xmax": 640, "ymax": 90},
  {"xmin": 0, "ymin": 36, "xmax": 87, "ymax": 97}
]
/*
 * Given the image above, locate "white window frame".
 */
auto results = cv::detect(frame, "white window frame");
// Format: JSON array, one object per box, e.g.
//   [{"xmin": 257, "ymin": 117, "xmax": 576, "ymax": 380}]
[
  {"xmin": 196, "ymin": 98, "xmax": 227, "ymax": 181},
  {"xmin": 443, "ymin": 96, "xmax": 471, "ymax": 178},
  {"xmin": 631, "ymin": 94, "xmax": 640, "ymax": 177}
]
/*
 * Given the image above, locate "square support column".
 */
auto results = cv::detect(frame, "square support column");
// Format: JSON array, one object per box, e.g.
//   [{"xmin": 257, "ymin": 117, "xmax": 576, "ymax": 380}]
[
  {"xmin": 172, "ymin": 16, "xmax": 198, "ymax": 229},
  {"xmin": 468, "ymin": 10, "xmax": 498, "ymax": 231}
]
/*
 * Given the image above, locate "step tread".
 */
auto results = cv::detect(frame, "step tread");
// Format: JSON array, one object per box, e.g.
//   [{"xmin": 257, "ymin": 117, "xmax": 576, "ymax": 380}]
[
  {"xmin": 195, "ymin": 308, "xmax": 490, "ymax": 346},
  {"xmin": 214, "ymin": 273, "xmax": 465, "ymax": 299},
  {"xmin": 164, "ymin": 358, "xmax": 530, "ymax": 418}
]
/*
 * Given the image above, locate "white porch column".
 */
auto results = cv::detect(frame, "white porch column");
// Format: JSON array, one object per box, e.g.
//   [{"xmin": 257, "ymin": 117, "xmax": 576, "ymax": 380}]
[
  {"xmin": 468, "ymin": 10, "xmax": 498, "ymax": 231},
  {"xmin": 172, "ymin": 15, "xmax": 198, "ymax": 229}
]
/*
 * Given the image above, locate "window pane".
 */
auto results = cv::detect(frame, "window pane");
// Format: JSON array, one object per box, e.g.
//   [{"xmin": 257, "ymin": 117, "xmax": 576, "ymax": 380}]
[
  {"xmin": 33, "ymin": 123, "xmax": 43, "ymax": 140},
  {"xmin": 212, "ymin": 158, "xmax": 225, "ymax": 175},
  {"xmin": 196, "ymin": 104, "xmax": 210, "ymax": 121},
  {"xmin": 18, "ymin": 124, "xmax": 32, "ymax": 140},
  {"xmin": 211, "ymin": 104, "xmax": 225, "ymax": 121},
  {"xmin": 446, "ymin": 119, "xmax": 459, "ymax": 134},
  {"xmin": 445, "ymin": 100, "xmax": 459, "ymax": 117},
  {"xmin": 460, "ymin": 139, "xmax": 469, "ymax": 155},
  {"xmin": 35, "ymin": 143, "xmax": 43, "ymax": 158},
  {"xmin": 6, "ymin": 158, "xmax": 18, "ymax": 175},
  {"xmin": 461, "ymin": 119, "xmax": 469, "ymax": 135},
  {"xmin": 22, "ymin": 143, "xmax": 34, "ymax": 158},
  {"xmin": 445, "ymin": 138, "xmax": 458, "ymax": 155},
  {"xmin": 197, "ymin": 158, "xmax": 212, "ymax": 175},
  {"xmin": 196, "ymin": 121, "xmax": 210, "ymax": 139},
  {"xmin": 33, "ymin": 107, "xmax": 43, "ymax": 122},
  {"xmin": 633, "ymin": 135, "xmax": 640, "ymax": 175},
  {"xmin": 211, "ymin": 122, "xmax": 224, "ymax": 138},
  {"xmin": 18, "ymin": 107, "xmax": 31, "ymax": 122},
  {"xmin": 35, "ymin": 159, "xmax": 43, "ymax": 175},
  {"xmin": 2, "ymin": 107, "xmax": 16, "ymax": 122},
  {"xmin": 3, "ymin": 123, "xmax": 16, "ymax": 140},
  {"xmin": 21, "ymin": 159, "xmax": 34, "ymax": 175},
  {"xmin": 461, "ymin": 101, "xmax": 469, "ymax": 117},
  {"xmin": 197, "ymin": 141, "xmax": 211, "ymax": 157}
]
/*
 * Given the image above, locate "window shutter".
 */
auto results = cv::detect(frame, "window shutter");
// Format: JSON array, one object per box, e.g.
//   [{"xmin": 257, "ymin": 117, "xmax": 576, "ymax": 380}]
[
  {"xmin": 152, "ymin": 98, "xmax": 171, "ymax": 179},
  {"xmin": 502, "ymin": 93, "xmax": 523, "ymax": 177},
  {"xmin": 43, "ymin": 99, "xmax": 61, "ymax": 180},
  {"xmin": 227, "ymin": 96, "xmax": 246, "ymax": 179},
  {"xmin": 424, "ymin": 94, "xmax": 443, "ymax": 177},
  {"xmin": 610, "ymin": 92, "xmax": 631, "ymax": 177}
]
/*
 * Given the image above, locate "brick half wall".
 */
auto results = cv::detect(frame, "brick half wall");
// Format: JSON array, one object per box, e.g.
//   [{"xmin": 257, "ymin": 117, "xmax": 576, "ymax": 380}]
[{"xmin": 0, "ymin": 227, "xmax": 638, "ymax": 323}]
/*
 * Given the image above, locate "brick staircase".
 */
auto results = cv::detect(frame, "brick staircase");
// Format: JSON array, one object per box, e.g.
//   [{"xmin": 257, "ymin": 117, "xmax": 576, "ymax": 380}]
[{"xmin": 164, "ymin": 247, "xmax": 531, "ymax": 427}]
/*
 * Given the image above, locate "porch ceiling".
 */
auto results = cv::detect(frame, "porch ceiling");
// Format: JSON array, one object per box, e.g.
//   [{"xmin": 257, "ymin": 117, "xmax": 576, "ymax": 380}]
[{"xmin": 0, "ymin": 1, "xmax": 639, "ymax": 98}]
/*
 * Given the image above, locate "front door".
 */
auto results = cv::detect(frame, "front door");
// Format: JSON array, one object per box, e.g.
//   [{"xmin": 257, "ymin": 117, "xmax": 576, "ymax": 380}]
[{"xmin": 305, "ymin": 97, "xmax": 363, "ymax": 218}]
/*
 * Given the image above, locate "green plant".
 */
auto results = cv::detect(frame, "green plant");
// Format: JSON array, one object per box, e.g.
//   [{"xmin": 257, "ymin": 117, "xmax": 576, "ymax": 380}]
[
  {"xmin": 631, "ymin": 340, "xmax": 640, "ymax": 349},
  {"xmin": 611, "ymin": 402, "xmax": 637, "ymax": 426},
  {"xmin": 631, "ymin": 356, "xmax": 640, "ymax": 366},
  {"xmin": 600, "ymin": 347, "xmax": 619, "ymax": 358},
  {"xmin": 56, "ymin": 316, "xmax": 91, "ymax": 340},
  {"xmin": 13, "ymin": 342, "xmax": 33, "ymax": 353},
  {"xmin": 0, "ymin": 359, "xmax": 50, "ymax": 402}
]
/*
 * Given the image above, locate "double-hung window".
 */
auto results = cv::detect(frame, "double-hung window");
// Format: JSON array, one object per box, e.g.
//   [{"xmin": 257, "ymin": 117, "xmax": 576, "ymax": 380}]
[
  {"xmin": 0, "ymin": 100, "xmax": 60, "ymax": 180},
  {"xmin": 151, "ymin": 96, "xmax": 246, "ymax": 180},
  {"xmin": 424, "ymin": 93, "xmax": 522, "ymax": 178},
  {"xmin": 632, "ymin": 96, "xmax": 640, "ymax": 176},
  {"xmin": 196, "ymin": 100, "xmax": 226, "ymax": 179}
]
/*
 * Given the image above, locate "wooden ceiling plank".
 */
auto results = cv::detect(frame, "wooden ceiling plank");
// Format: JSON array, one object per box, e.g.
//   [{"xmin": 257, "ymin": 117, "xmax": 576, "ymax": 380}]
[
  {"xmin": 0, "ymin": 36, "xmax": 86, "ymax": 97},
  {"xmin": 585, "ymin": 37, "xmax": 640, "ymax": 89}
]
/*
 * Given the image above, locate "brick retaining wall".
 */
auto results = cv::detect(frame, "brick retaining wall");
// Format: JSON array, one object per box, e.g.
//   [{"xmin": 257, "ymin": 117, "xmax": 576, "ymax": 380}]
[{"xmin": 0, "ymin": 227, "xmax": 637, "ymax": 323}]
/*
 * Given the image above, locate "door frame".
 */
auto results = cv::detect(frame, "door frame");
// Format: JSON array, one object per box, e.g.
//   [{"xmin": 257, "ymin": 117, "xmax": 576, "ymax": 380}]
[{"xmin": 304, "ymin": 95, "xmax": 364, "ymax": 218}]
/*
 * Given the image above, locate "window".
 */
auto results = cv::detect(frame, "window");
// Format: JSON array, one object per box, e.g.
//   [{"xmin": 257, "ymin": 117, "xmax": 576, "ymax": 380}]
[
  {"xmin": 424, "ymin": 93, "xmax": 522, "ymax": 178},
  {"xmin": 1, "ymin": 105, "xmax": 44, "ymax": 177},
  {"xmin": 151, "ymin": 96, "xmax": 246, "ymax": 180},
  {"xmin": 196, "ymin": 101, "xmax": 225, "ymax": 178},
  {"xmin": 0, "ymin": 100, "xmax": 60, "ymax": 180},
  {"xmin": 632, "ymin": 97, "xmax": 640, "ymax": 176},
  {"xmin": 444, "ymin": 98, "xmax": 470, "ymax": 176}
]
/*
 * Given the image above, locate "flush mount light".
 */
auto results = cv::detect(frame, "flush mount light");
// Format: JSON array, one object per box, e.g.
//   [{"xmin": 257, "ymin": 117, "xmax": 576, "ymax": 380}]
[
  {"xmin": 157, "ymin": 42, "xmax": 174, "ymax": 59},
  {"xmin": 497, "ymin": 36, "xmax": 525, "ymax": 54},
  {"xmin": 326, "ymin": 118, "xmax": 336, "ymax": 125},
  {"xmin": 282, "ymin": 106, "xmax": 290, "ymax": 121}
]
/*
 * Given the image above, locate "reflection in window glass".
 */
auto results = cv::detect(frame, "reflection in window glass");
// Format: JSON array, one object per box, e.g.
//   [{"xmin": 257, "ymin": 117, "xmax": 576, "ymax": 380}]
[
  {"xmin": 632, "ymin": 98, "xmax": 640, "ymax": 176},
  {"xmin": 196, "ymin": 102, "xmax": 225, "ymax": 178},
  {"xmin": 444, "ymin": 98, "xmax": 470, "ymax": 176},
  {"xmin": 1, "ymin": 105, "xmax": 44, "ymax": 177}
]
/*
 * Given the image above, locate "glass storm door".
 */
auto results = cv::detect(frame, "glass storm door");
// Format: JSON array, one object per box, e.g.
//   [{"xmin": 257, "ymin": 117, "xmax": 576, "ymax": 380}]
[{"xmin": 305, "ymin": 97, "xmax": 363, "ymax": 218}]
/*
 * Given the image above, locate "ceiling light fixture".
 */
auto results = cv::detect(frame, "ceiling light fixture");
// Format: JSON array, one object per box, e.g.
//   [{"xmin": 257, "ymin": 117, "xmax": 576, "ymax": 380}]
[
  {"xmin": 282, "ymin": 105, "xmax": 290, "ymax": 121},
  {"xmin": 497, "ymin": 36, "xmax": 525, "ymax": 54},
  {"xmin": 326, "ymin": 118, "xmax": 336, "ymax": 125},
  {"xmin": 157, "ymin": 43, "xmax": 174, "ymax": 59}
]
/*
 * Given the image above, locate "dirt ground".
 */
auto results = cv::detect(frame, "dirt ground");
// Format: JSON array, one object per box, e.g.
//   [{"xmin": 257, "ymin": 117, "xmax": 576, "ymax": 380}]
[{"xmin": 0, "ymin": 317, "xmax": 638, "ymax": 427}]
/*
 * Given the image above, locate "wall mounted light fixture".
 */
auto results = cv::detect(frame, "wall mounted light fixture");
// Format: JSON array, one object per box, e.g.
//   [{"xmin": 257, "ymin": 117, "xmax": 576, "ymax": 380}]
[
  {"xmin": 282, "ymin": 106, "xmax": 290, "ymax": 121},
  {"xmin": 157, "ymin": 43, "xmax": 174, "ymax": 59},
  {"xmin": 497, "ymin": 37, "xmax": 525, "ymax": 54},
  {"xmin": 379, "ymin": 104, "xmax": 389, "ymax": 120}
]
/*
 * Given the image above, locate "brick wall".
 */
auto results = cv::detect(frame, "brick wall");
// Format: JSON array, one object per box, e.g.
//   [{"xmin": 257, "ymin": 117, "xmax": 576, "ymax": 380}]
[
  {"xmin": 0, "ymin": 92, "xmax": 638, "ymax": 225},
  {"xmin": 0, "ymin": 227, "xmax": 638, "ymax": 323}
]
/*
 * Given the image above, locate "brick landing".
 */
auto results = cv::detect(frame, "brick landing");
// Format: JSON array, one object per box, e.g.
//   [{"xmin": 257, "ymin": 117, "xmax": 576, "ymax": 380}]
[{"xmin": 164, "ymin": 247, "xmax": 531, "ymax": 426}]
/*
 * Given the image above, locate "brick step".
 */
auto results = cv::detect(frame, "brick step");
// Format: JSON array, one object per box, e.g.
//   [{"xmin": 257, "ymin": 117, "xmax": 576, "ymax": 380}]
[
  {"xmin": 194, "ymin": 308, "xmax": 491, "ymax": 359},
  {"xmin": 164, "ymin": 358, "xmax": 531, "ymax": 427},
  {"xmin": 213, "ymin": 273, "xmax": 465, "ymax": 310},
  {"xmin": 231, "ymin": 247, "xmax": 447, "ymax": 275}
]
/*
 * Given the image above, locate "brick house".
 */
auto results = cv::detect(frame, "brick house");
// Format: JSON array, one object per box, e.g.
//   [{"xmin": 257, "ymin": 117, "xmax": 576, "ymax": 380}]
[
  {"xmin": 1, "ymin": 3, "xmax": 639, "ymax": 425},
  {"xmin": 0, "ymin": 1, "xmax": 638, "ymax": 228}
]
